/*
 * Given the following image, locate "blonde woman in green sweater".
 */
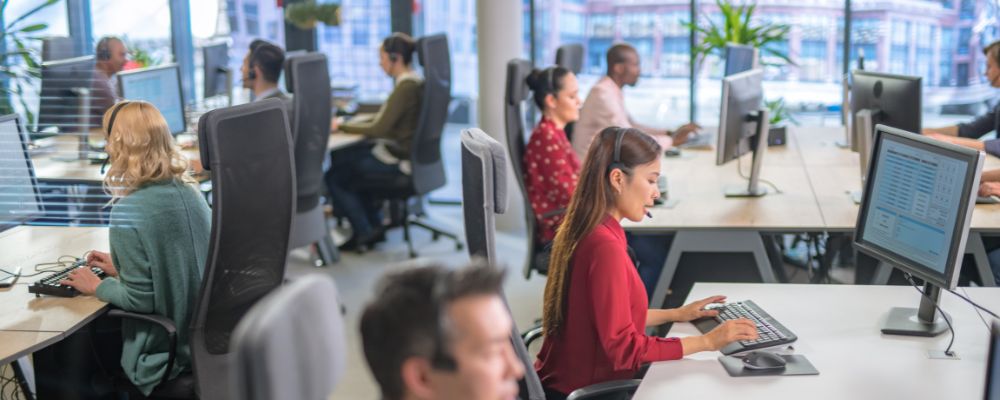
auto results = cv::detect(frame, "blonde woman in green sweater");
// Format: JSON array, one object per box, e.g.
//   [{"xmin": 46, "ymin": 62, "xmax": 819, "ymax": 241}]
[
  {"xmin": 325, "ymin": 32, "xmax": 423, "ymax": 252},
  {"xmin": 61, "ymin": 100, "xmax": 211, "ymax": 396}
]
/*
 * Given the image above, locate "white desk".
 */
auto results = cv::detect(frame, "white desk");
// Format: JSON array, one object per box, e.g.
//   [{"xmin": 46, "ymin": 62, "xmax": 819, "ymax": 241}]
[{"xmin": 634, "ymin": 282, "xmax": 1000, "ymax": 399}]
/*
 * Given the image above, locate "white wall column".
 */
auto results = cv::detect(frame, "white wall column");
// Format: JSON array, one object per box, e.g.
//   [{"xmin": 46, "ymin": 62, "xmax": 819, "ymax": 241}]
[{"xmin": 477, "ymin": 0, "xmax": 524, "ymax": 232}]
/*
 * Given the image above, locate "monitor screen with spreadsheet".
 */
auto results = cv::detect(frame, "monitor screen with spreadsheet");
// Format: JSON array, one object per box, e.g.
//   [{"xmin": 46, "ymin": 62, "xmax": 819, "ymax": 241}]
[
  {"xmin": 118, "ymin": 65, "xmax": 186, "ymax": 134},
  {"xmin": 854, "ymin": 124, "xmax": 981, "ymax": 290},
  {"xmin": 0, "ymin": 114, "xmax": 42, "ymax": 232}
]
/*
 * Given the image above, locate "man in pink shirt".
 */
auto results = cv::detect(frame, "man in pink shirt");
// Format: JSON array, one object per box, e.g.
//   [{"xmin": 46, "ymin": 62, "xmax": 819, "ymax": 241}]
[{"xmin": 573, "ymin": 43, "xmax": 700, "ymax": 159}]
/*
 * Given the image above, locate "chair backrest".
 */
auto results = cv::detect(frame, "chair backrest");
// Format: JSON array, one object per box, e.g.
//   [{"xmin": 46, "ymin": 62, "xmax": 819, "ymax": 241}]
[
  {"xmin": 504, "ymin": 59, "xmax": 543, "ymax": 278},
  {"xmin": 230, "ymin": 274, "xmax": 346, "ymax": 400},
  {"xmin": 459, "ymin": 128, "xmax": 545, "ymax": 400},
  {"xmin": 284, "ymin": 52, "xmax": 332, "ymax": 212},
  {"xmin": 460, "ymin": 128, "xmax": 508, "ymax": 264},
  {"xmin": 555, "ymin": 44, "xmax": 584, "ymax": 74},
  {"xmin": 410, "ymin": 33, "xmax": 452, "ymax": 195},
  {"xmin": 194, "ymin": 99, "xmax": 296, "ymax": 399}
]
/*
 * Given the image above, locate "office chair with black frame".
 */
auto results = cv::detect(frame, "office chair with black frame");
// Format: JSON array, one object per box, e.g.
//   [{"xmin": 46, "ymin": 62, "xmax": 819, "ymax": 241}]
[
  {"xmin": 460, "ymin": 128, "xmax": 641, "ymax": 400},
  {"xmin": 103, "ymin": 99, "xmax": 296, "ymax": 399},
  {"xmin": 353, "ymin": 33, "xmax": 463, "ymax": 258}
]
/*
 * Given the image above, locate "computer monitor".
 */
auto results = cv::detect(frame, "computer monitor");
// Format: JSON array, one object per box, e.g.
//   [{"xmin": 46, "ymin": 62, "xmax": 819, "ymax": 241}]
[
  {"xmin": 724, "ymin": 44, "xmax": 758, "ymax": 77},
  {"xmin": 118, "ymin": 64, "xmax": 186, "ymax": 134},
  {"xmin": 202, "ymin": 42, "xmax": 231, "ymax": 99},
  {"xmin": 987, "ymin": 320, "xmax": 1000, "ymax": 400},
  {"xmin": 850, "ymin": 71, "xmax": 921, "ymax": 180},
  {"xmin": 36, "ymin": 55, "xmax": 97, "ymax": 136},
  {"xmin": 0, "ymin": 114, "xmax": 43, "ymax": 232},
  {"xmin": 716, "ymin": 68, "xmax": 770, "ymax": 197},
  {"xmin": 853, "ymin": 124, "xmax": 982, "ymax": 337}
]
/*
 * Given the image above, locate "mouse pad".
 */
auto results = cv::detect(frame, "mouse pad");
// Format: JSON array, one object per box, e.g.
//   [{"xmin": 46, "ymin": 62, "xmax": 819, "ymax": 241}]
[{"xmin": 718, "ymin": 354, "xmax": 819, "ymax": 377}]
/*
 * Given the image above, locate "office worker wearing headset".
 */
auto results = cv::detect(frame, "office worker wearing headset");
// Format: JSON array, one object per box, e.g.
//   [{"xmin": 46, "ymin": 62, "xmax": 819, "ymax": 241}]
[
  {"xmin": 61, "ymin": 101, "xmax": 211, "ymax": 396},
  {"xmin": 534, "ymin": 127, "xmax": 758, "ymax": 399},
  {"xmin": 241, "ymin": 39, "xmax": 288, "ymax": 102},
  {"xmin": 90, "ymin": 36, "xmax": 128, "ymax": 129},
  {"xmin": 325, "ymin": 32, "xmax": 424, "ymax": 252},
  {"xmin": 925, "ymin": 40, "xmax": 1000, "ymax": 158}
]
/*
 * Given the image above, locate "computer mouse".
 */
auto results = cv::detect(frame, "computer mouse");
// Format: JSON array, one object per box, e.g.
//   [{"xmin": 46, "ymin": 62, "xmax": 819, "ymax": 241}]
[
  {"xmin": 741, "ymin": 351, "xmax": 787, "ymax": 370},
  {"xmin": 664, "ymin": 147, "xmax": 682, "ymax": 157}
]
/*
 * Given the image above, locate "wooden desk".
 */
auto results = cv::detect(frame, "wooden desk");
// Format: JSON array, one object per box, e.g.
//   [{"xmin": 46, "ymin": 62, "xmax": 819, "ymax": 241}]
[
  {"xmin": 33, "ymin": 132, "xmax": 365, "ymax": 184},
  {"xmin": 634, "ymin": 283, "xmax": 999, "ymax": 399},
  {"xmin": 0, "ymin": 331, "xmax": 60, "ymax": 366},
  {"xmin": 0, "ymin": 226, "xmax": 110, "ymax": 333}
]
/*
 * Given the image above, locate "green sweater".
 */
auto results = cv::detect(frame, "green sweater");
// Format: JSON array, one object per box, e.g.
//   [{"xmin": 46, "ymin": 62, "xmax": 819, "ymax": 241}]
[
  {"xmin": 340, "ymin": 73, "xmax": 423, "ymax": 159},
  {"xmin": 95, "ymin": 179, "xmax": 211, "ymax": 395}
]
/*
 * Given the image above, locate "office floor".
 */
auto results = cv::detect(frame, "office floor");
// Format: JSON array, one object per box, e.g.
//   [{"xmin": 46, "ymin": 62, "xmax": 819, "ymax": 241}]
[{"xmin": 284, "ymin": 204, "xmax": 545, "ymax": 399}]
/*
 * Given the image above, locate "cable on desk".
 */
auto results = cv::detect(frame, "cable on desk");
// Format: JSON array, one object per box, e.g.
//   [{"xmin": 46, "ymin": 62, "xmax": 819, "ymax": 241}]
[
  {"xmin": 904, "ymin": 272, "xmax": 956, "ymax": 357},
  {"xmin": 736, "ymin": 154, "xmax": 783, "ymax": 194},
  {"xmin": 947, "ymin": 286, "xmax": 1000, "ymax": 320}
]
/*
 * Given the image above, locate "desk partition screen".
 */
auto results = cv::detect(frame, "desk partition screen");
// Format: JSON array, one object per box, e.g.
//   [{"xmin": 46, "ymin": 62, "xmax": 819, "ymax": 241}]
[
  {"xmin": 0, "ymin": 114, "xmax": 42, "ymax": 232},
  {"xmin": 118, "ymin": 65, "xmax": 186, "ymax": 134},
  {"xmin": 854, "ymin": 125, "xmax": 981, "ymax": 290}
]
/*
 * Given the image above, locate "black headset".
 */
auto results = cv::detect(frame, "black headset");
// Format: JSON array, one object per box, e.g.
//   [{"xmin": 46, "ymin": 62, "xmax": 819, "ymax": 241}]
[
  {"xmin": 101, "ymin": 101, "xmax": 133, "ymax": 174},
  {"xmin": 428, "ymin": 273, "xmax": 459, "ymax": 371},
  {"xmin": 608, "ymin": 127, "xmax": 627, "ymax": 173},
  {"xmin": 247, "ymin": 45, "xmax": 259, "ymax": 81}
]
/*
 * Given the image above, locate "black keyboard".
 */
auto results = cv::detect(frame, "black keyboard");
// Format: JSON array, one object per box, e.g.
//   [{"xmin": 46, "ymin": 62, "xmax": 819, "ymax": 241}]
[
  {"xmin": 692, "ymin": 300, "xmax": 797, "ymax": 355},
  {"xmin": 27, "ymin": 260, "xmax": 107, "ymax": 298}
]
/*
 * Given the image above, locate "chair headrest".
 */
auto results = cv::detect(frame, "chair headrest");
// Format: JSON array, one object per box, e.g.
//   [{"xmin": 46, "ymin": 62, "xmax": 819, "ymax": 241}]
[
  {"xmin": 460, "ymin": 128, "xmax": 508, "ymax": 214},
  {"xmin": 505, "ymin": 59, "xmax": 533, "ymax": 107},
  {"xmin": 555, "ymin": 44, "xmax": 584, "ymax": 74},
  {"xmin": 283, "ymin": 52, "xmax": 327, "ymax": 94}
]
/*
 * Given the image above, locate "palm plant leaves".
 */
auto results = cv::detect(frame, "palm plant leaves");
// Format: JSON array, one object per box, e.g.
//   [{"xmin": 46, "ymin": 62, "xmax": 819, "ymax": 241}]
[
  {"xmin": 0, "ymin": 0, "xmax": 58, "ymax": 124},
  {"xmin": 684, "ymin": 0, "xmax": 795, "ymax": 67}
]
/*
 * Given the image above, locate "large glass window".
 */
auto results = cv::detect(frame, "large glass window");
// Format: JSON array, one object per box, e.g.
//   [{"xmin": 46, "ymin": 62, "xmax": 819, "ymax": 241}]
[
  {"xmin": 91, "ymin": 0, "xmax": 173, "ymax": 66},
  {"xmin": 317, "ymin": 0, "xmax": 392, "ymax": 99},
  {"xmin": 852, "ymin": 0, "xmax": 1000, "ymax": 126},
  {"xmin": 4, "ymin": 0, "xmax": 70, "ymax": 126}
]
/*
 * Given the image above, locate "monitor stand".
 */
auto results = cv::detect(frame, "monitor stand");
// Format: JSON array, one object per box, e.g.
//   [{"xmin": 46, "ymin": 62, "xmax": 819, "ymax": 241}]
[
  {"xmin": 882, "ymin": 282, "xmax": 950, "ymax": 337},
  {"xmin": 725, "ymin": 108, "xmax": 771, "ymax": 198}
]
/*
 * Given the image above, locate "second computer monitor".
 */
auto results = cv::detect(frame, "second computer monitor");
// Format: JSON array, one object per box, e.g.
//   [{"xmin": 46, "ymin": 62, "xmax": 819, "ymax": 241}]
[
  {"xmin": 36, "ymin": 56, "xmax": 98, "ymax": 135},
  {"xmin": 203, "ymin": 42, "xmax": 230, "ymax": 99},
  {"xmin": 118, "ymin": 65, "xmax": 186, "ymax": 134},
  {"xmin": 716, "ymin": 68, "xmax": 769, "ymax": 197},
  {"xmin": 0, "ymin": 114, "xmax": 43, "ymax": 232},
  {"xmin": 724, "ymin": 44, "xmax": 758, "ymax": 77},
  {"xmin": 851, "ymin": 71, "xmax": 921, "ymax": 168},
  {"xmin": 854, "ymin": 124, "xmax": 982, "ymax": 337}
]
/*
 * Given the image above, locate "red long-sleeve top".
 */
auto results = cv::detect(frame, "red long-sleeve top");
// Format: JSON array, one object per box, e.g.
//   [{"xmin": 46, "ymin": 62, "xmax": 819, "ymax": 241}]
[
  {"xmin": 524, "ymin": 117, "xmax": 581, "ymax": 243},
  {"xmin": 534, "ymin": 215, "xmax": 683, "ymax": 395}
]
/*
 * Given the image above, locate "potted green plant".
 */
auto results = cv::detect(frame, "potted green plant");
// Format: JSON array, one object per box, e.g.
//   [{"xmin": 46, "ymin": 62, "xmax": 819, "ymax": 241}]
[
  {"xmin": 764, "ymin": 97, "xmax": 798, "ymax": 143},
  {"xmin": 685, "ymin": 0, "xmax": 794, "ymax": 68},
  {"xmin": 0, "ymin": 0, "xmax": 60, "ymax": 126},
  {"xmin": 285, "ymin": 1, "xmax": 341, "ymax": 30}
]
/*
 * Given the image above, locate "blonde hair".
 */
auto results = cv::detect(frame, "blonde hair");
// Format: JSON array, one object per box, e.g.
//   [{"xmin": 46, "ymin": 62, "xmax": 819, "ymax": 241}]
[{"xmin": 101, "ymin": 101, "xmax": 194, "ymax": 199}]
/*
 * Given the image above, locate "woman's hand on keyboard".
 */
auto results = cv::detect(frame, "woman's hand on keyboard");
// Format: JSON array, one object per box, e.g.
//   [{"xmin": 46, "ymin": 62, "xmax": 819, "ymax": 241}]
[
  {"xmin": 87, "ymin": 250, "xmax": 117, "ymax": 278},
  {"xmin": 704, "ymin": 319, "xmax": 759, "ymax": 351},
  {"xmin": 60, "ymin": 267, "xmax": 102, "ymax": 296},
  {"xmin": 675, "ymin": 295, "xmax": 727, "ymax": 322}
]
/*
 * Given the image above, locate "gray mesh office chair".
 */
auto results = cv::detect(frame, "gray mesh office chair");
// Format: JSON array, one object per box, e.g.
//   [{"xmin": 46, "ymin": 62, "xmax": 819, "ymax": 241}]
[
  {"xmin": 460, "ymin": 129, "xmax": 640, "ymax": 400},
  {"xmin": 355, "ymin": 33, "xmax": 462, "ymax": 258},
  {"xmin": 104, "ymin": 99, "xmax": 296, "ymax": 399},
  {"xmin": 505, "ymin": 59, "xmax": 554, "ymax": 278},
  {"xmin": 284, "ymin": 52, "xmax": 339, "ymax": 266},
  {"xmin": 230, "ymin": 274, "xmax": 346, "ymax": 400},
  {"xmin": 555, "ymin": 44, "xmax": 584, "ymax": 75},
  {"xmin": 192, "ymin": 98, "xmax": 296, "ymax": 399}
]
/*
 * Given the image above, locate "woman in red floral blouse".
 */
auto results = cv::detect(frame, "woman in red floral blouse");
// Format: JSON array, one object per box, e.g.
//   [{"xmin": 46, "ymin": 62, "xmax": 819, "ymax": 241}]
[{"xmin": 523, "ymin": 66, "xmax": 582, "ymax": 242}]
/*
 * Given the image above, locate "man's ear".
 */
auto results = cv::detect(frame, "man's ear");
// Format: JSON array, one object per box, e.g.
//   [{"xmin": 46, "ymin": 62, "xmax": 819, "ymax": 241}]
[{"xmin": 400, "ymin": 357, "xmax": 437, "ymax": 399}]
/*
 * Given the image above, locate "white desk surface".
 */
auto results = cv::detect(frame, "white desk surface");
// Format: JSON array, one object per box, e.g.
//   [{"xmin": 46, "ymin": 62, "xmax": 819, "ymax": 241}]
[
  {"xmin": 634, "ymin": 282, "xmax": 1000, "ymax": 399},
  {"xmin": 624, "ymin": 125, "xmax": 1000, "ymax": 233}
]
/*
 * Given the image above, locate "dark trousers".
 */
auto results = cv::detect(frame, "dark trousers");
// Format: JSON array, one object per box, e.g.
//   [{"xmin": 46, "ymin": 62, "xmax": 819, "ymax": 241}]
[
  {"xmin": 323, "ymin": 144, "xmax": 400, "ymax": 237},
  {"xmin": 626, "ymin": 233, "xmax": 674, "ymax": 301}
]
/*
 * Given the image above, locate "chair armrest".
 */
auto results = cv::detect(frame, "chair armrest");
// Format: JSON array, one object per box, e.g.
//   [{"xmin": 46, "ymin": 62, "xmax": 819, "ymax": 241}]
[
  {"xmin": 106, "ymin": 309, "xmax": 179, "ymax": 388},
  {"xmin": 566, "ymin": 379, "xmax": 642, "ymax": 400},
  {"xmin": 522, "ymin": 324, "xmax": 544, "ymax": 348}
]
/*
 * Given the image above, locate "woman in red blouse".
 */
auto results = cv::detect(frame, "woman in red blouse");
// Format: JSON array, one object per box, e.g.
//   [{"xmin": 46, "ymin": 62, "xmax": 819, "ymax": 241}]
[
  {"xmin": 535, "ymin": 127, "xmax": 759, "ymax": 399},
  {"xmin": 523, "ymin": 66, "xmax": 581, "ymax": 242}
]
